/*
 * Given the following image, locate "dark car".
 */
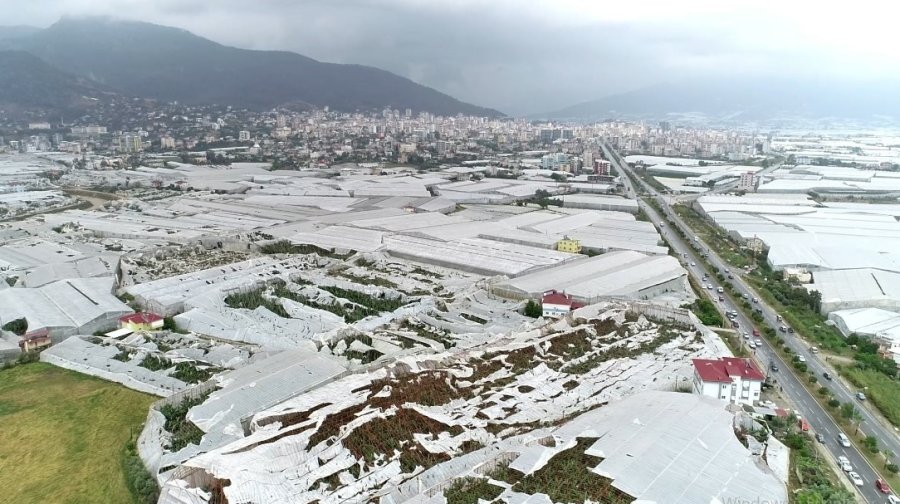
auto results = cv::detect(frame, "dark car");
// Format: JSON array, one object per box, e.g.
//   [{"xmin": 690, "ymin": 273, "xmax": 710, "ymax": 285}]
[
  {"xmin": 823, "ymin": 372, "xmax": 832, "ymax": 380},
  {"xmin": 815, "ymin": 433, "xmax": 825, "ymax": 443},
  {"xmin": 787, "ymin": 327, "xmax": 794, "ymax": 334},
  {"xmin": 770, "ymin": 364, "xmax": 779, "ymax": 372}
]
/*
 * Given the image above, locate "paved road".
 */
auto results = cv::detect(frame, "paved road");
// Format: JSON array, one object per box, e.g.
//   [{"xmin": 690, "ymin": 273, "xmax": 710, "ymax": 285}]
[{"xmin": 604, "ymin": 143, "xmax": 895, "ymax": 503}]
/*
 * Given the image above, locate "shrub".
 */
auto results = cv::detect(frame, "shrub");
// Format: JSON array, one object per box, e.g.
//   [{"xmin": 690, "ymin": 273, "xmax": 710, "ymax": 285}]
[
  {"xmin": 888, "ymin": 463, "xmax": 899, "ymax": 474},
  {"xmin": 1, "ymin": 318, "xmax": 27, "ymax": 335},
  {"xmin": 524, "ymin": 300, "xmax": 542, "ymax": 318},
  {"xmin": 122, "ymin": 439, "xmax": 159, "ymax": 503},
  {"xmin": 827, "ymin": 398, "xmax": 840, "ymax": 408},
  {"xmin": 863, "ymin": 435, "xmax": 879, "ymax": 453}
]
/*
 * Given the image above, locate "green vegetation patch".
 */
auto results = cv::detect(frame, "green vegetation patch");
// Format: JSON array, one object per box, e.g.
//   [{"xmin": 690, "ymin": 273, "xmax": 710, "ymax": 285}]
[
  {"xmin": 159, "ymin": 392, "xmax": 211, "ymax": 451},
  {"xmin": 0, "ymin": 363, "xmax": 155, "ymax": 504},
  {"xmin": 444, "ymin": 477, "xmax": 504, "ymax": 504}
]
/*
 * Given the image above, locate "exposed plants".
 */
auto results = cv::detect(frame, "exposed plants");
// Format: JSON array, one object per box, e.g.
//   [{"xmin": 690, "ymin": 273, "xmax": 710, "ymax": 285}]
[
  {"xmin": 1, "ymin": 317, "xmax": 27, "ymax": 335},
  {"xmin": 159, "ymin": 392, "xmax": 211, "ymax": 451}
]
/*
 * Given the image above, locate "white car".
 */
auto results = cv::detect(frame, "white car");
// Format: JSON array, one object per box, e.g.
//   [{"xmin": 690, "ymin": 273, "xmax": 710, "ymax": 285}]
[
  {"xmin": 888, "ymin": 494, "xmax": 900, "ymax": 504},
  {"xmin": 838, "ymin": 456, "xmax": 850, "ymax": 465},
  {"xmin": 748, "ymin": 342, "xmax": 756, "ymax": 349},
  {"xmin": 848, "ymin": 471, "xmax": 863, "ymax": 486},
  {"xmin": 798, "ymin": 356, "xmax": 806, "ymax": 363},
  {"xmin": 840, "ymin": 461, "xmax": 852, "ymax": 472},
  {"xmin": 690, "ymin": 262, "xmax": 696, "ymax": 266}
]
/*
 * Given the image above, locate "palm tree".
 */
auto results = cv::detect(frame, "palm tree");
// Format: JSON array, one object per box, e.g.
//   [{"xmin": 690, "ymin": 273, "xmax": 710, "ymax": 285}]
[
  {"xmin": 884, "ymin": 449, "xmax": 895, "ymax": 470},
  {"xmin": 851, "ymin": 408, "xmax": 864, "ymax": 435}
]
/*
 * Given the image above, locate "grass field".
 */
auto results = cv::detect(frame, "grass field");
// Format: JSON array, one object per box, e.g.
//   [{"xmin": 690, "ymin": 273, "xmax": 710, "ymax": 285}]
[{"xmin": 0, "ymin": 362, "xmax": 156, "ymax": 504}]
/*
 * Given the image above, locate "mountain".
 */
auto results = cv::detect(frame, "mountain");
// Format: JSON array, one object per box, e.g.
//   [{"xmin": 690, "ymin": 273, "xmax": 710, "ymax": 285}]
[
  {"xmin": 0, "ymin": 50, "xmax": 110, "ymax": 115},
  {"xmin": 2, "ymin": 17, "xmax": 501, "ymax": 117},
  {"xmin": 541, "ymin": 79, "xmax": 900, "ymax": 122},
  {"xmin": 0, "ymin": 25, "xmax": 40, "ymax": 41}
]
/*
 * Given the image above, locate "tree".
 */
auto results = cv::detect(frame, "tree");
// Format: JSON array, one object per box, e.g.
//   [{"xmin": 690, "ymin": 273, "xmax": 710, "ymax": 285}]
[
  {"xmin": 840, "ymin": 402, "xmax": 856, "ymax": 420},
  {"xmin": 883, "ymin": 449, "xmax": 895, "ymax": 470},
  {"xmin": 524, "ymin": 300, "xmax": 542, "ymax": 318}
]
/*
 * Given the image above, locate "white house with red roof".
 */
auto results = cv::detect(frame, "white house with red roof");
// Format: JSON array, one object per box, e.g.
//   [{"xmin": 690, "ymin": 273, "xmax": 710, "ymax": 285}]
[
  {"xmin": 692, "ymin": 357, "xmax": 765, "ymax": 406},
  {"xmin": 541, "ymin": 290, "xmax": 585, "ymax": 318},
  {"xmin": 119, "ymin": 312, "xmax": 164, "ymax": 331}
]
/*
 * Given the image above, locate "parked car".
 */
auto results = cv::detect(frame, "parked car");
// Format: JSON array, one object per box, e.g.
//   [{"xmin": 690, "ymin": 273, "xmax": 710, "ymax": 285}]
[
  {"xmin": 814, "ymin": 432, "xmax": 825, "ymax": 443},
  {"xmin": 754, "ymin": 339, "xmax": 763, "ymax": 346},
  {"xmin": 841, "ymin": 461, "xmax": 853, "ymax": 472},
  {"xmin": 776, "ymin": 315, "xmax": 782, "ymax": 322},
  {"xmin": 718, "ymin": 295, "xmax": 725, "ymax": 301},
  {"xmin": 838, "ymin": 455, "xmax": 850, "ymax": 465},
  {"xmin": 752, "ymin": 328, "xmax": 760, "ymax": 337},
  {"xmin": 748, "ymin": 342, "xmax": 756, "ymax": 349},
  {"xmin": 876, "ymin": 479, "xmax": 892, "ymax": 494},
  {"xmin": 779, "ymin": 325, "xmax": 787, "ymax": 333},
  {"xmin": 857, "ymin": 392, "xmax": 867, "ymax": 401},
  {"xmin": 787, "ymin": 327, "xmax": 794, "ymax": 334},
  {"xmin": 888, "ymin": 494, "xmax": 900, "ymax": 504},
  {"xmin": 838, "ymin": 433, "xmax": 851, "ymax": 447},
  {"xmin": 797, "ymin": 355, "xmax": 806, "ymax": 363},
  {"xmin": 849, "ymin": 471, "xmax": 863, "ymax": 487},
  {"xmin": 752, "ymin": 297, "xmax": 759, "ymax": 303},
  {"xmin": 717, "ymin": 287, "xmax": 724, "ymax": 293},
  {"xmin": 810, "ymin": 346, "xmax": 819, "ymax": 354},
  {"xmin": 732, "ymin": 320, "xmax": 740, "ymax": 328},
  {"xmin": 690, "ymin": 261, "xmax": 696, "ymax": 266},
  {"xmin": 799, "ymin": 419, "xmax": 809, "ymax": 431}
]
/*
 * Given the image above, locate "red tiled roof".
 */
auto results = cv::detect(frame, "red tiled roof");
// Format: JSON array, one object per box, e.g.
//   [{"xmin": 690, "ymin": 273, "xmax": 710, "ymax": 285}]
[
  {"xmin": 692, "ymin": 357, "xmax": 765, "ymax": 383},
  {"xmin": 119, "ymin": 312, "xmax": 164, "ymax": 324},
  {"xmin": 542, "ymin": 291, "xmax": 574, "ymax": 306}
]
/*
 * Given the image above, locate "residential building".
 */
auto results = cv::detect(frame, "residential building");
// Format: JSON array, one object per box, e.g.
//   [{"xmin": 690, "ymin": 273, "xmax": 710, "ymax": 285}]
[
  {"xmin": 541, "ymin": 290, "xmax": 584, "ymax": 318},
  {"xmin": 557, "ymin": 236, "xmax": 582, "ymax": 254},
  {"xmin": 239, "ymin": 130, "xmax": 251, "ymax": 142},
  {"xmin": 738, "ymin": 172, "xmax": 760, "ymax": 192},
  {"xmin": 692, "ymin": 357, "xmax": 765, "ymax": 406},
  {"xmin": 18, "ymin": 328, "xmax": 52, "ymax": 352},
  {"xmin": 118, "ymin": 133, "xmax": 143, "ymax": 153},
  {"xmin": 119, "ymin": 312, "xmax": 165, "ymax": 331}
]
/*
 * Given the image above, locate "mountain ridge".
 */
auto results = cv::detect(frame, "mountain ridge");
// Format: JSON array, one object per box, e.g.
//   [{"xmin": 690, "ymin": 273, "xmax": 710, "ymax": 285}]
[
  {"xmin": 0, "ymin": 17, "xmax": 502, "ymax": 117},
  {"xmin": 539, "ymin": 78, "xmax": 900, "ymax": 122}
]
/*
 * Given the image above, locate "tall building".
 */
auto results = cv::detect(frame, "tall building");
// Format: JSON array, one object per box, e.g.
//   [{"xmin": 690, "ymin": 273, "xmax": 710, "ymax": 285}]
[
  {"xmin": 118, "ymin": 133, "xmax": 143, "ymax": 153},
  {"xmin": 239, "ymin": 130, "xmax": 251, "ymax": 142},
  {"xmin": 738, "ymin": 171, "xmax": 760, "ymax": 192}
]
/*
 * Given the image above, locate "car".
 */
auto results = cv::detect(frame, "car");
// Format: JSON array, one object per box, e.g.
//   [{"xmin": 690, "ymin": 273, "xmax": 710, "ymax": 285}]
[
  {"xmin": 752, "ymin": 297, "xmax": 759, "ymax": 303},
  {"xmin": 742, "ymin": 293, "xmax": 749, "ymax": 300},
  {"xmin": 838, "ymin": 433, "xmax": 851, "ymax": 447},
  {"xmin": 690, "ymin": 262, "xmax": 696, "ymax": 266},
  {"xmin": 717, "ymin": 287, "xmax": 724, "ymax": 293},
  {"xmin": 849, "ymin": 471, "xmax": 863, "ymax": 487},
  {"xmin": 788, "ymin": 327, "xmax": 794, "ymax": 334},
  {"xmin": 752, "ymin": 328, "xmax": 760, "ymax": 337},
  {"xmin": 706, "ymin": 284, "xmax": 713, "ymax": 290},
  {"xmin": 748, "ymin": 342, "xmax": 756, "ymax": 349},
  {"xmin": 823, "ymin": 372, "xmax": 832, "ymax": 380},
  {"xmin": 797, "ymin": 355, "xmax": 806, "ymax": 363},
  {"xmin": 841, "ymin": 461, "xmax": 853, "ymax": 472},
  {"xmin": 838, "ymin": 456, "xmax": 850, "ymax": 465},
  {"xmin": 776, "ymin": 315, "xmax": 782, "ymax": 322},
  {"xmin": 743, "ymin": 332, "xmax": 750, "ymax": 340},
  {"xmin": 888, "ymin": 494, "xmax": 900, "ymax": 504},
  {"xmin": 810, "ymin": 346, "xmax": 819, "ymax": 354},
  {"xmin": 814, "ymin": 433, "xmax": 825, "ymax": 443},
  {"xmin": 683, "ymin": 253, "xmax": 688, "ymax": 258},
  {"xmin": 718, "ymin": 295, "xmax": 725, "ymax": 301},
  {"xmin": 732, "ymin": 320, "xmax": 740, "ymax": 328},
  {"xmin": 857, "ymin": 392, "xmax": 867, "ymax": 401},
  {"xmin": 754, "ymin": 339, "xmax": 763, "ymax": 346},
  {"xmin": 727, "ymin": 273, "xmax": 734, "ymax": 279},
  {"xmin": 877, "ymin": 479, "xmax": 892, "ymax": 494},
  {"xmin": 779, "ymin": 325, "xmax": 787, "ymax": 332},
  {"xmin": 770, "ymin": 363, "xmax": 779, "ymax": 372}
]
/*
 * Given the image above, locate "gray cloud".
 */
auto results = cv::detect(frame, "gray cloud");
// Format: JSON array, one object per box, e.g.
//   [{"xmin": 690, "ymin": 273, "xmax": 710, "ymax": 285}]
[{"xmin": 0, "ymin": 0, "xmax": 896, "ymax": 115}]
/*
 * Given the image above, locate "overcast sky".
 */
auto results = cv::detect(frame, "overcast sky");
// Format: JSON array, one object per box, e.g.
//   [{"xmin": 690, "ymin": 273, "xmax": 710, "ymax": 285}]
[{"xmin": 1, "ymin": 0, "xmax": 897, "ymax": 115}]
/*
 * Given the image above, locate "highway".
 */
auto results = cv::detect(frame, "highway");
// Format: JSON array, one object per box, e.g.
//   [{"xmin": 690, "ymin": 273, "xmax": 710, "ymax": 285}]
[{"xmin": 603, "ymin": 142, "xmax": 895, "ymax": 503}]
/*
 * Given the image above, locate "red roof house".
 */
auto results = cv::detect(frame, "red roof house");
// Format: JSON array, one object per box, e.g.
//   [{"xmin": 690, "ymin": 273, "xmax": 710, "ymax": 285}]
[
  {"xmin": 692, "ymin": 357, "xmax": 765, "ymax": 405},
  {"xmin": 119, "ymin": 312, "xmax": 165, "ymax": 330},
  {"xmin": 541, "ymin": 290, "xmax": 585, "ymax": 318}
]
